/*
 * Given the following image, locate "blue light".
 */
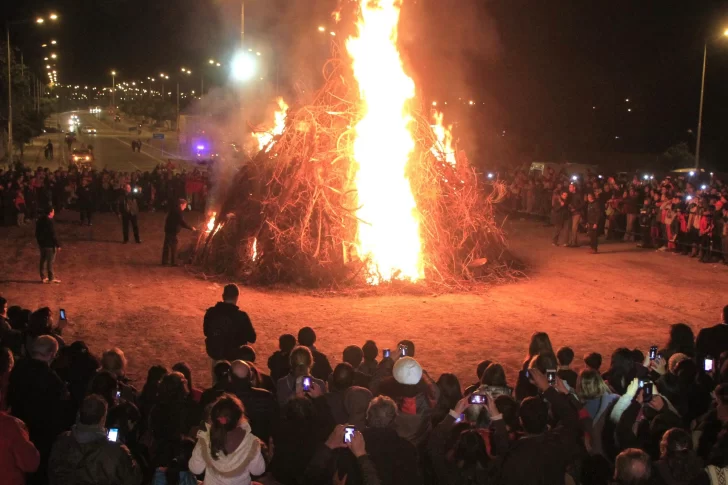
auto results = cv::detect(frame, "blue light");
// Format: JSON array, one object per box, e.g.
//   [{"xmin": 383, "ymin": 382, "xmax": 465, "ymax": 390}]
[{"xmin": 196, "ymin": 144, "xmax": 205, "ymax": 151}]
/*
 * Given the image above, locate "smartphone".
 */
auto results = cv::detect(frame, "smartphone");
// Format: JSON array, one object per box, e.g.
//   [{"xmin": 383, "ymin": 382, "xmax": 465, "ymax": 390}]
[
  {"xmin": 469, "ymin": 393, "xmax": 487, "ymax": 405},
  {"xmin": 302, "ymin": 376, "xmax": 312, "ymax": 392},
  {"xmin": 639, "ymin": 379, "xmax": 653, "ymax": 402},
  {"xmin": 115, "ymin": 390, "xmax": 121, "ymax": 399},
  {"xmin": 344, "ymin": 426, "xmax": 355, "ymax": 444},
  {"xmin": 546, "ymin": 369, "xmax": 557, "ymax": 386},
  {"xmin": 59, "ymin": 309, "xmax": 66, "ymax": 321},
  {"xmin": 107, "ymin": 428, "xmax": 119, "ymax": 442},
  {"xmin": 382, "ymin": 349, "xmax": 390, "ymax": 359},
  {"xmin": 399, "ymin": 345, "xmax": 408, "ymax": 357},
  {"xmin": 704, "ymin": 358, "xmax": 714, "ymax": 372},
  {"xmin": 524, "ymin": 369, "xmax": 530, "ymax": 379},
  {"xmin": 649, "ymin": 346, "xmax": 657, "ymax": 360}
]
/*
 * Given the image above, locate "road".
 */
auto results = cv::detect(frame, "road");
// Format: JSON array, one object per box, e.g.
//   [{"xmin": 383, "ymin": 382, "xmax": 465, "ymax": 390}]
[{"xmin": 59, "ymin": 110, "xmax": 169, "ymax": 172}]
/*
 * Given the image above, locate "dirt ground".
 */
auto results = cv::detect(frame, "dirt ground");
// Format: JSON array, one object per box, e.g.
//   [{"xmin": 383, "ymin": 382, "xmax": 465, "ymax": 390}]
[{"xmin": 1, "ymin": 210, "xmax": 726, "ymax": 389}]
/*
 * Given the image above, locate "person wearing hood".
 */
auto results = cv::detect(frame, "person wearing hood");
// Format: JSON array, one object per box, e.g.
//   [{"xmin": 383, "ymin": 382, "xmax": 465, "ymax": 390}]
[
  {"xmin": 48, "ymin": 394, "xmax": 142, "ymax": 485},
  {"xmin": 189, "ymin": 394, "xmax": 265, "ymax": 485},
  {"xmin": 203, "ymin": 284, "xmax": 256, "ymax": 366}
]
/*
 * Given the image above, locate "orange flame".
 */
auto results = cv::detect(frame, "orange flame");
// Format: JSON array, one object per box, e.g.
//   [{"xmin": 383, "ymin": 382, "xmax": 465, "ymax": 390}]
[
  {"xmin": 431, "ymin": 111, "xmax": 456, "ymax": 165},
  {"xmin": 206, "ymin": 212, "xmax": 217, "ymax": 232},
  {"xmin": 254, "ymin": 97, "xmax": 288, "ymax": 152},
  {"xmin": 347, "ymin": 0, "xmax": 423, "ymax": 284},
  {"xmin": 251, "ymin": 237, "xmax": 258, "ymax": 261}
]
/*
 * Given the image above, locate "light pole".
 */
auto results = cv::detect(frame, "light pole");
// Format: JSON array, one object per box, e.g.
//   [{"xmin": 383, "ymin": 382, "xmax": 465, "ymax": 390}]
[
  {"xmin": 694, "ymin": 28, "xmax": 728, "ymax": 169},
  {"xmin": 177, "ymin": 68, "xmax": 192, "ymax": 134},
  {"xmin": 160, "ymin": 73, "xmax": 169, "ymax": 100},
  {"xmin": 5, "ymin": 13, "xmax": 58, "ymax": 162},
  {"xmin": 110, "ymin": 70, "xmax": 116, "ymax": 108}
]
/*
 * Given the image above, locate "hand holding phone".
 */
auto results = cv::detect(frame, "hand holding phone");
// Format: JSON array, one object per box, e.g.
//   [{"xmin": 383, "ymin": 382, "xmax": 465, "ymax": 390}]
[
  {"xmin": 469, "ymin": 393, "xmax": 487, "ymax": 405},
  {"xmin": 301, "ymin": 376, "xmax": 312, "ymax": 392},
  {"xmin": 649, "ymin": 346, "xmax": 658, "ymax": 360},
  {"xmin": 59, "ymin": 309, "xmax": 67, "ymax": 321},
  {"xmin": 107, "ymin": 428, "xmax": 119, "ymax": 442},
  {"xmin": 546, "ymin": 369, "xmax": 557, "ymax": 386},
  {"xmin": 398, "ymin": 345, "xmax": 407, "ymax": 357},
  {"xmin": 344, "ymin": 426, "xmax": 355, "ymax": 444},
  {"xmin": 382, "ymin": 349, "xmax": 391, "ymax": 359},
  {"xmin": 704, "ymin": 358, "xmax": 714, "ymax": 372}
]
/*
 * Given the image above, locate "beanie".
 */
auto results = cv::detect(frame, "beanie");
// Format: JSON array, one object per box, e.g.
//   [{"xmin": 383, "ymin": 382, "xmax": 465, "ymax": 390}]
[{"xmin": 393, "ymin": 357, "xmax": 422, "ymax": 386}]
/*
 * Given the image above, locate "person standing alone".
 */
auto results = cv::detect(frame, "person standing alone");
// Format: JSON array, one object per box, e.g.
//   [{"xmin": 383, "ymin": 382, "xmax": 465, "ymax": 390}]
[
  {"xmin": 204, "ymin": 284, "xmax": 257, "ymax": 367},
  {"xmin": 36, "ymin": 208, "xmax": 61, "ymax": 284},
  {"xmin": 586, "ymin": 193, "xmax": 601, "ymax": 254},
  {"xmin": 77, "ymin": 178, "xmax": 94, "ymax": 226},
  {"xmin": 119, "ymin": 184, "xmax": 141, "ymax": 244},
  {"xmin": 162, "ymin": 198, "xmax": 196, "ymax": 266}
]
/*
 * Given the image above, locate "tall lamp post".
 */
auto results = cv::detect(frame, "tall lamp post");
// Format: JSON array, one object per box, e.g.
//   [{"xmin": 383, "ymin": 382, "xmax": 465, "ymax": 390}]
[
  {"xmin": 178, "ymin": 68, "xmax": 192, "ymax": 134},
  {"xmin": 110, "ymin": 70, "xmax": 117, "ymax": 108},
  {"xmin": 694, "ymin": 28, "xmax": 728, "ymax": 169},
  {"xmin": 5, "ymin": 13, "xmax": 58, "ymax": 162}
]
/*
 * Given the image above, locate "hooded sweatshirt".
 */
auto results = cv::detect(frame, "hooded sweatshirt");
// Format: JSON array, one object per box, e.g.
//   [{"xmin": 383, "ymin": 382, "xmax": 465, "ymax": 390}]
[{"xmin": 189, "ymin": 420, "xmax": 265, "ymax": 485}]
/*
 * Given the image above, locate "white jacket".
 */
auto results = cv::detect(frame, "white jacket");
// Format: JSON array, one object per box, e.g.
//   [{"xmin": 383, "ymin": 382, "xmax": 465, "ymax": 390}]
[{"xmin": 189, "ymin": 421, "xmax": 265, "ymax": 485}]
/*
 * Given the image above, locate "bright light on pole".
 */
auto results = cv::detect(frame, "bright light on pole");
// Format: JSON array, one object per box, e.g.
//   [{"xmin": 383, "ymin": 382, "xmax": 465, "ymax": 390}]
[
  {"xmin": 36, "ymin": 18, "xmax": 44, "ymax": 24},
  {"xmin": 49, "ymin": 13, "xmax": 58, "ymax": 20},
  {"xmin": 51, "ymin": 39, "xmax": 57, "ymax": 44},
  {"xmin": 231, "ymin": 51, "xmax": 256, "ymax": 82}
]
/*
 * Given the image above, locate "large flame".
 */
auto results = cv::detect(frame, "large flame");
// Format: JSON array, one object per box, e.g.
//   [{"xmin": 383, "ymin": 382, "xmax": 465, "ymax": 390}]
[
  {"xmin": 347, "ymin": 0, "xmax": 423, "ymax": 284},
  {"xmin": 254, "ymin": 97, "xmax": 289, "ymax": 152},
  {"xmin": 206, "ymin": 212, "xmax": 217, "ymax": 232},
  {"xmin": 431, "ymin": 111, "xmax": 456, "ymax": 165}
]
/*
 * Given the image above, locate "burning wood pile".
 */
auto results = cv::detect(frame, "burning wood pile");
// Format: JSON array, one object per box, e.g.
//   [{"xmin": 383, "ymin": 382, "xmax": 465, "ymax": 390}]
[{"xmin": 193, "ymin": 0, "xmax": 518, "ymax": 289}]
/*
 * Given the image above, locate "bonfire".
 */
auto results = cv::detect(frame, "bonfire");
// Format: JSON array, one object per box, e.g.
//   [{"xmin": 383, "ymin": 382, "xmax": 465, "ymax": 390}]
[{"xmin": 194, "ymin": 0, "xmax": 517, "ymax": 289}]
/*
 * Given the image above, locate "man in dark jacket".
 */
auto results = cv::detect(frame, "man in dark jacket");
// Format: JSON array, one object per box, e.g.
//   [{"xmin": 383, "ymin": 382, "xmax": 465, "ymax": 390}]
[
  {"xmin": 695, "ymin": 305, "xmax": 728, "ymax": 364},
  {"xmin": 361, "ymin": 396, "xmax": 420, "ymax": 485},
  {"xmin": 119, "ymin": 184, "xmax": 141, "ymax": 244},
  {"xmin": 162, "ymin": 198, "xmax": 195, "ymax": 266},
  {"xmin": 298, "ymin": 326, "xmax": 333, "ymax": 381},
  {"xmin": 9, "ymin": 336, "xmax": 73, "ymax": 485},
  {"xmin": 36, "ymin": 207, "xmax": 61, "ymax": 284},
  {"xmin": 586, "ymin": 192, "xmax": 602, "ymax": 254},
  {"xmin": 551, "ymin": 190, "xmax": 570, "ymax": 246},
  {"xmin": 77, "ymin": 178, "xmax": 94, "ymax": 226},
  {"xmin": 567, "ymin": 183, "xmax": 584, "ymax": 247},
  {"xmin": 230, "ymin": 360, "xmax": 278, "ymax": 443},
  {"xmin": 203, "ymin": 284, "xmax": 257, "ymax": 363},
  {"xmin": 48, "ymin": 394, "xmax": 141, "ymax": 485},
  {"xmin": 498, "ymin": 368, "xmax": 583, "ymax": 485}
]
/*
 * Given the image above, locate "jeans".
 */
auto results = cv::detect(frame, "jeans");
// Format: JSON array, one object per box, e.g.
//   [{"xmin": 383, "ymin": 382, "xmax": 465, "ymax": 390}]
[
  {"xmin": 80, "ymin": 209, "xmax": 93, "ymax": 225},
  {"xmin": 162, "ymin": 233, "xmax": 178, "ymax": 264},
  {"xmin": 588, "ymin": 226, "xmax": 598, "ymax": 251},
  {"xmin": 624, "ymin": 214, "xmax": 637, "ymax": 241},
  {"xmin": 552, "ymin": 219, "xmax": 569, "ymax": 244},
  {"xmin": 39, "ymin": 247, "xmax": 56, "ymax": 280},
  {"xmin": 569, "ymin": 214, "xmax": 581, "ymax": 246},
  {"xmin": 122, "ymin": 213, "xmax": 140, "ymax": 242}
]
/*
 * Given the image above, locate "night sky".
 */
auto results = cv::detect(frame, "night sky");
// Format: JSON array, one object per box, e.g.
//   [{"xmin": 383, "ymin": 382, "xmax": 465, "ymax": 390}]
[{"xmin": 5, "ymin": 0, "xmax": 728, "ymax": 169}]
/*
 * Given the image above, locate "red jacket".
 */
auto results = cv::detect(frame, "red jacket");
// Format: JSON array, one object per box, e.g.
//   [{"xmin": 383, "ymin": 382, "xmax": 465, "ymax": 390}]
[{"xmin": 0, "ymin": 412, "xmax": 40, "ymax": 485}]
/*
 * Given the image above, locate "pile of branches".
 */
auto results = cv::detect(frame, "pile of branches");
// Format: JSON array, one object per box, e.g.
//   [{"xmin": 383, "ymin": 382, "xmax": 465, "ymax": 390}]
[{"xmin": 193, "ymin": 54, "xmax": 520, "ymax": 289}]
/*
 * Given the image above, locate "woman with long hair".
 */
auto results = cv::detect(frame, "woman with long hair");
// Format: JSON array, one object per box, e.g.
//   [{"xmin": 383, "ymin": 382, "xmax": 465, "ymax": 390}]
[
  {"xmin": 660, "ymin": 323, "xmax": 696, "ymax": 362},
  {"xmin": 432, "ymin": 373, "xmax": 463, "ymax": 426},
  {"xmin": 523, "ymin": 332, "xmax": 554, "ymax": 369},
  {"xmin": 576, "ymin": 369, "xmax": 619, "ymax": 457},
  {"xmin": 654, "ymin": 428, "xmax": 703, "ymax": 485},
  {"xmin": 275, "ymin": 346, "xmax": 326, "ymax": 405},
  {"xmin": 189, "ymin": 394, "xmax": 265, "ymax": 485}
]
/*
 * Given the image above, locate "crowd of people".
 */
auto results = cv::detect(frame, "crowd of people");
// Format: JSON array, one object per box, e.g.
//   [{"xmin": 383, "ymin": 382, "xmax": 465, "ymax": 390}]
[
  {"xmin": 0, "ymin": 161, "xmax": 211, "ymax": 228},
  {"xmin": 1, "ymin": 285, "xmax": 727, "ymax": 485},
  {"xmin": 502, "ymin": 168, "xmax": 727, "ymax": 260}
]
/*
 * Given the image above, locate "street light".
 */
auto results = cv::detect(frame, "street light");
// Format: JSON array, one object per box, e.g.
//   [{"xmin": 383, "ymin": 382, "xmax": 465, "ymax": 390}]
[
  {"xmin": 50, "ymin": 53, "xmax": 57, "ymax": 59},
  {"xmin": 231, "ymin": 50, "xmax": 256, "ymax": 82},
  {"xmin": 695, "ymin": 28, "xmax": 728, "ymax": 169},
  {"xmin": 110, "ymin": 70, "xmax": 117, "ymax": 108},
  {"xmin": 51, "ymin": 39, "xmax": 56, "ymax": 44},
  {"xmin": 177, "ymin": 68, "xmax": 192, "ymax": 134}
]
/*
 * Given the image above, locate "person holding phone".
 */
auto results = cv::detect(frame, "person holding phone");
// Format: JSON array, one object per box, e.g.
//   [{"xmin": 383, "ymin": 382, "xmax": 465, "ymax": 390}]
[
  {"xmin": 695, "ymin": 305, "xmax": 728, "ymax": 366},
  {"xmin": 304, "ymin": 424, "xmax": 380, "ymax": 485},
  {"xmin": 48, "ymin": 395, "xmax": 141, "ymax": 485},
  {"xmin": 119, "ymin": 184, "xmax": 141, "ymax": 244},
  {"xmin": 275, "ymin": 346, "xmax": 326, "ymax": 406}
]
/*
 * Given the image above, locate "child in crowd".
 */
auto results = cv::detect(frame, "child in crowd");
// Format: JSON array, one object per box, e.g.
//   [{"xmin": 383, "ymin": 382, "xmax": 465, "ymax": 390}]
[{"xmin": 556, "ymin": 347, "xmax": 578, "ymax": 388}]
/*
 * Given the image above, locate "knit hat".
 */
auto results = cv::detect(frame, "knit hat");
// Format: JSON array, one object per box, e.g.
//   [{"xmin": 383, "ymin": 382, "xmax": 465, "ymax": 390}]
[
  {"xmin": 393, "ymin": 357, "xmax": 422, "ymax": 385},
  {"xmin": 668, "ymin": 353, "xmax": 690, "ymax": 374}
]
